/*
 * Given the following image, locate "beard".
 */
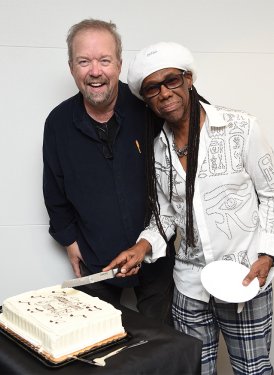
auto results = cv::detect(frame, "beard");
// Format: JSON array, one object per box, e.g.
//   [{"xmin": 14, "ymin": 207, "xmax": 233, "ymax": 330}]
[
  {"xmin": 84, "ymin": 87, "xmax": 113, "ymax": 106},
  {"xmin": 82, "ymin": 76, "xmax": 115, "ymax": 107}
]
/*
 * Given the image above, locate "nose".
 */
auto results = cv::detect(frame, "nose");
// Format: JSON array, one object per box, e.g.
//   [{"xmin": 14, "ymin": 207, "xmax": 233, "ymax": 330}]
[
  {"xmin": 159, "ymin": 84, "xmax": 172, "ymax": 99},
  {"xmin": 88, "ymin": 60, "xmax": 101, "ymax": 76}
]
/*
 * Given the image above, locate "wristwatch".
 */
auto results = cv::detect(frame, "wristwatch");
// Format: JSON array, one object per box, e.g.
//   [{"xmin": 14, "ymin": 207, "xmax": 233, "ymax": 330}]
[{"xmin": 258, "ymin": 253, "xmax": 274, "ymax": 266}]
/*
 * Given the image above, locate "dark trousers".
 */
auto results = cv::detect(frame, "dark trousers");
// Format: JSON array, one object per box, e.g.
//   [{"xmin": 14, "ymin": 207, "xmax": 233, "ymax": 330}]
[{"xmin": 77, "ymin": 254, "xmax": 174, "ymax": 326}]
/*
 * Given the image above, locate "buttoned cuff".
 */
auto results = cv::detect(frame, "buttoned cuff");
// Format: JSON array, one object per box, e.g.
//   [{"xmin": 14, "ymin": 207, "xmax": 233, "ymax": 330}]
[
  {"xmin": 258, "ymin": 231, "xmax": 274, "ymax": 257},
  {"xmin": 137, "ymin": 230, "xmax": 167, "ymax": 263}
]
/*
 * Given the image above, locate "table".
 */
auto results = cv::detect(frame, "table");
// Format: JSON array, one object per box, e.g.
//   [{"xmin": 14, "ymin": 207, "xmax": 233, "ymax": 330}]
[{"xmin": 0, "ymin": 305, "xmax": 202, "ymax": 374}]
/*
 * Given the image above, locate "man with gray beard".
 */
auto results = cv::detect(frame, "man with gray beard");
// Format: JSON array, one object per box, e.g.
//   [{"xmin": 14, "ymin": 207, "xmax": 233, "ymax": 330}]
[{"xmin": 42, "ymin": 19, "xmax": 174, "ymax": 324}]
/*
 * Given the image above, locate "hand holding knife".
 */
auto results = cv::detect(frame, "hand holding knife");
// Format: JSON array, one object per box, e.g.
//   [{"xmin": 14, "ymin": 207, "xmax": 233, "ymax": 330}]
[
  {"xmin": 102, "ymin": 239, "xmax": 150, "ymax": 277},
  {"xmin": 62, "ymin": 239, "xmax": 150, "ymax": 288}
]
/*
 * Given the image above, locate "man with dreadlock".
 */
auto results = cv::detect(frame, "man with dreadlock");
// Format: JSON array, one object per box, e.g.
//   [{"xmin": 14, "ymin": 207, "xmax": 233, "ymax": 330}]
[{"xmin": 104, "ymin": 42, "xmax": 274, "ymax": 375}]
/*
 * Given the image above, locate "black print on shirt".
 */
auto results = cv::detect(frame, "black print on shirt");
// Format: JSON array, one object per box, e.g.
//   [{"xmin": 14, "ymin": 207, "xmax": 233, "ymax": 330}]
[
  {"xmin": 204, "ymin": 183, "xmax": 258, "ymax": 239},
  {"xmin": 259, "ymin": 154, "xmax": 274, "ymax": 190}
]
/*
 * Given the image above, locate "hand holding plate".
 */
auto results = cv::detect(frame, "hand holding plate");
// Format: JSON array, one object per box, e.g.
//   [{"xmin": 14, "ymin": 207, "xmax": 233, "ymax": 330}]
[{"xmin": 242, "ymin": 255, "xmax": 273, "ymax": 287}]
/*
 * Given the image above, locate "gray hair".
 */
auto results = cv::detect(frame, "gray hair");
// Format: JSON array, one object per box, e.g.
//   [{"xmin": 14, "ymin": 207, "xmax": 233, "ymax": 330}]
[{"xmin": 66, "ymin": 19, "xmax": 122, "ymax": 63}]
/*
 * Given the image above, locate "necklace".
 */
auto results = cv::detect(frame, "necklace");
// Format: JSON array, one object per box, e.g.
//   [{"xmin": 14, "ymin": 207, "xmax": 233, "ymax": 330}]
[
  {"xmin": 172, "ymin": 134, "xmax": 188, "ymax": 158},
  {"xmin": 173, "ymin": 143, "xmax": 188, "ymax": 157}
]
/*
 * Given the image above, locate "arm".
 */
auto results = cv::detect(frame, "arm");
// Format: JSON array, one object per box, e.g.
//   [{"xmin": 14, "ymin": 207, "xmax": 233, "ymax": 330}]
[
  {"xmin": 242, "ymin": 118, "xmax": 274, "ymax": 286},
  {"xmin": 43, "ymin": 117, "xmax": 78, "ymax": 250}
]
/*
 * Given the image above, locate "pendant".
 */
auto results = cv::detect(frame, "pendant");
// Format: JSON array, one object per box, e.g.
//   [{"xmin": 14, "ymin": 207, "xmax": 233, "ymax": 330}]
[
  {"xmin": 173, "ymin": 142, "xmax": 188, "ymax": 158},
  {"xmin": 172, "ymin": 131, "xmax": 188, "ymax": 158}
]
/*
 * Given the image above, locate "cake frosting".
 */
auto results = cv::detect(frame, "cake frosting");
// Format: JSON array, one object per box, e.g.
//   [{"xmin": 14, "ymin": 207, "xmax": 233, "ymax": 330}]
[{"xmin": 0, "ymin": 285, "xmax": 125, "ymax": 361}]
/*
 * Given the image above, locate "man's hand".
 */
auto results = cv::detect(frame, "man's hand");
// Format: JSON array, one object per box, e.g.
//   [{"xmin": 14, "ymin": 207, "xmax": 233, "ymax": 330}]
[
  {"xmin": 242, "ymin": 255, "xmax": 273, "ymax": 287},
  {"xmin": 103, "ymin": 239, "xmax": 152, "ymax": 277},
  {"xmin": 66, "ymin": 241, "xmax": 84, "ymax": 278}
]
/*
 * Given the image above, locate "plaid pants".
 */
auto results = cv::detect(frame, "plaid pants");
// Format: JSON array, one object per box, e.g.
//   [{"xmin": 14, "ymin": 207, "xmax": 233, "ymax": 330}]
[{"xmin": 172, "ymin": 285, "xmax": 273, "ymax": 375}]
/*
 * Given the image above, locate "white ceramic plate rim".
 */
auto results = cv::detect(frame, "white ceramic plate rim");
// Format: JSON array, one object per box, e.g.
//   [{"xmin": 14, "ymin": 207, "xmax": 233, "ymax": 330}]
[{"xmin": 201, "ymin": 260, "xmax": 260, "ymax": 303}]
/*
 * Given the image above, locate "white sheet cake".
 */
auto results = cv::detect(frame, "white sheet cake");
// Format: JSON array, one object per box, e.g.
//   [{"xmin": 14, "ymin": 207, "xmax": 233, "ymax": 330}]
[{"xmin": 0, "ymin": 285, "xmax": 126, "ymax": 362}]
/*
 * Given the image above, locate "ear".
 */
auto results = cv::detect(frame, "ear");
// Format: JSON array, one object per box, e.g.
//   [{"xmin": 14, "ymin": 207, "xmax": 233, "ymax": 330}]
[
  {"xmin": 117, "ymin": 59, "xmax": 122, "ymax": 74},
  {"xmin": 68, "ymin": 61, "xmax": 73, "ymax": 74},
  {"xmin": 184, "ymin": 71, "xmax": 193, "ymax": 90}
]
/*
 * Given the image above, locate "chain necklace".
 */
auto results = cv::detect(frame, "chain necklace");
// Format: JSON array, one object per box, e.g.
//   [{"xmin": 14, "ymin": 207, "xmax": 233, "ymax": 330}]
[{"xmin": 172, "ymin": 133, "xmax": 188, "ymax": 158}]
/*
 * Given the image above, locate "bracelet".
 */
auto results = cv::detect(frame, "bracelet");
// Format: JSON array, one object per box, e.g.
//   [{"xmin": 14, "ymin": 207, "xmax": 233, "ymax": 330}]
[{"xmin": 258, "ymin": 253, "xmax": 274, "ymax": 266}]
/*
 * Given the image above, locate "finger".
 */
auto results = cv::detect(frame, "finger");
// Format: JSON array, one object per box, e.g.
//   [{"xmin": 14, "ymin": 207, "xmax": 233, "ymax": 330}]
[
  {"xmin": 72, "ymin": 260, "xmax": 81, "ymax": 278},
  {"xmin": 103, "ymin": 255, "xmax": 128, "ymax": 272},
  {"xmin": 257, "ymin": 274, "xmax": 268, "ymax": 287},
  {"xmin": 122, "ymin": 268, "xmax": 138, "ymax": 277},
  {"xmin": 125, "ymin": 263, "xmax": 142, "ymax": 274},
  {"xmin": 242, "ymin": 270, "xmax": 257, "ymax": 286},
  {"xmin": 119, "ymin": 256, "xmax": 141, "ymax": 274},
  {"xmin": 120, "ymin": 264, "xmax": 141, "ymax": 277}
]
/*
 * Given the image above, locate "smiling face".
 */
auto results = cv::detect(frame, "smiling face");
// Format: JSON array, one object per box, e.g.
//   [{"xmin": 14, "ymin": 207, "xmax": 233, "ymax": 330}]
[
  {"xmin": 142, "ymin": 68, "xmax": 193, "ymax": 127},
  {"xmin": 69, "ymin": 29, "xmax": 122, "ymax": 111}
]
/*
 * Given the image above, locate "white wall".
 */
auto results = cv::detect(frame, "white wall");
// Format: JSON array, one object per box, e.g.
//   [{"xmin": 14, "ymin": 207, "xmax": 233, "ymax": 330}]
[{"xmin": 1, "ymin": 1, "xmax": 274, "ymax": 373}]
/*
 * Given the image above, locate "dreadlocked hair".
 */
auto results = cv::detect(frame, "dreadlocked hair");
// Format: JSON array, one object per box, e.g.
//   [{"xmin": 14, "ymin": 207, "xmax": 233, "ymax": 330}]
[
  {"xmin": 144, "ymin": 108, "xmax": 169, "ymax": 244},
  {"xmin": 144, "ymin": 87, "xmax": 210, "ymax": 252},
  {"xmin": 185, "ymin": 86, "xmax": 209, "ymax": 249}
]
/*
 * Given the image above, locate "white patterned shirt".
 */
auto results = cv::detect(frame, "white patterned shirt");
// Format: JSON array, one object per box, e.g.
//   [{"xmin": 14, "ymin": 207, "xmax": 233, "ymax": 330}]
[{"xmin": 138, "ymin": 102, "xmax": 274, "ymax": 302}]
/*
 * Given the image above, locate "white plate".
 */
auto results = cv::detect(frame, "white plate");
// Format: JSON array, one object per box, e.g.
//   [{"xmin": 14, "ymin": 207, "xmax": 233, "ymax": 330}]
[{"xmin": 201, "ymin": 260, "xmax": 260, "ymax": 303}]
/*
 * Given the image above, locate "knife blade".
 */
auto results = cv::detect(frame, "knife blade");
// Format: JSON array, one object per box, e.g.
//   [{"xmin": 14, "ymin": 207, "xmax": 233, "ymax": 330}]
[{"xmin": 61, "ymin": 268, "xmax": 119, "ymax": 288}]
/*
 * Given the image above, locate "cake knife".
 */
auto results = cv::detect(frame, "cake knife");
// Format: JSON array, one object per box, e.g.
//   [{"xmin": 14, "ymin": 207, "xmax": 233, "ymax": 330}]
[{"xmin": 61, "ymin": 268, "xmax": 119, "ymax": 288}]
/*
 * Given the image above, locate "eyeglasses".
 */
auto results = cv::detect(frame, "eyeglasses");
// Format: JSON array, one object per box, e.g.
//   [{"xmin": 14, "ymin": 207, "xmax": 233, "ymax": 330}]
[{"xmin": 140, "ymin": 72, "xmax": 186, "ymax": 99}]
